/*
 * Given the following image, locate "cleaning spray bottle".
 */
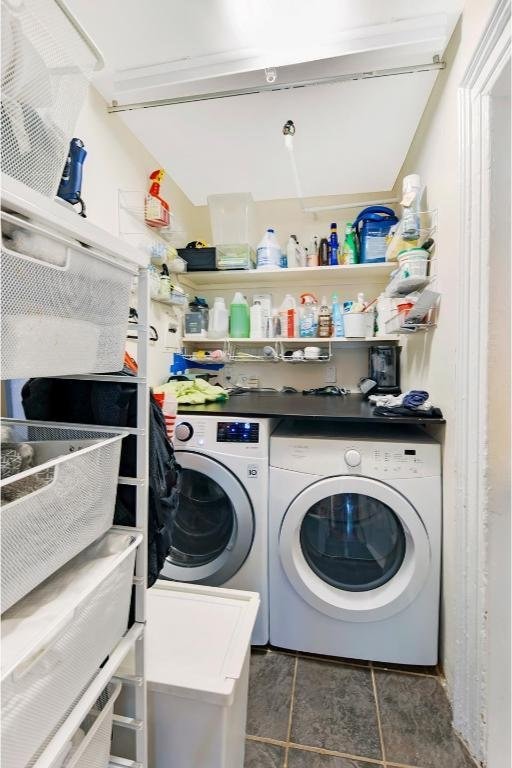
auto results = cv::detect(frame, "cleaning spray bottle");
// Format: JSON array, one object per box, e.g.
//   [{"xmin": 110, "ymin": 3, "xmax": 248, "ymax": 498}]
[
  {"xmin": 341, "ymin": 222, "xmax": 358, "ymax": 265},
  {"xmin": 331, "ymin": 294, "xmax": 344, "ymax": 337},
  {"xmin": 299, "ymin": 293, "xmax": 318, "ymax": 338}
]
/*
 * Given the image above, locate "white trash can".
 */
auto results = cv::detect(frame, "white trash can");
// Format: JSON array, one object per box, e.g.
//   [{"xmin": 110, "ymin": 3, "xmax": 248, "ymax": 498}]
[{"xmin": 146, "ymin": 581, "xmax": 259, "ymax": 768}]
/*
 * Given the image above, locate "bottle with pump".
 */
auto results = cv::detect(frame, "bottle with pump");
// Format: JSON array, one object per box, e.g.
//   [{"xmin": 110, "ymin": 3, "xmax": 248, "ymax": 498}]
[
  {"xmin": 329, "ymin": 223, "xmax": 339, "ymax": 265},
  {"xmin": 257, "ymin": 228, "xmax": 281, "ymax": 270},
  {"xmin": 250, "ymin": 300, "xmax": 264, "ymax": 339},
  {"xmin": 341, "ymin": 223, "xmax": 358, "ymax": 265},
  {"xmin": 331, "ymin": 294, "xmax": 344, "ymax": 337},
  {"xmin": 299, "ymin": 293, "xmax": 318, "ymax": 338},
  {"xmin": 229, "ymin": 292, "xmax": 250, "ymax": 338},
  {"xmin": 318, "ymin": 297, "xmax": 332, "ymax": 338}
]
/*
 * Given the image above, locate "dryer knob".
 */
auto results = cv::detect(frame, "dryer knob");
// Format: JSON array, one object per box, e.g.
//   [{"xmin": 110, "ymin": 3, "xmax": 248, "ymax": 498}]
[
  {"xmin": 345, "ymin": 449, "xmax": 361, "ymax": 467},
  {"xmin": 175, "ymin": 422, "xmax": 194, "ymax": 442}
]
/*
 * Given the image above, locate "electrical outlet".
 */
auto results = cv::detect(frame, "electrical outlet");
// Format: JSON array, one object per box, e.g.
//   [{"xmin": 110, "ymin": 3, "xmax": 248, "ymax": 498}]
[{"xmin": 325, "ymin": 365, "xmax": 337, "ymax": 384}]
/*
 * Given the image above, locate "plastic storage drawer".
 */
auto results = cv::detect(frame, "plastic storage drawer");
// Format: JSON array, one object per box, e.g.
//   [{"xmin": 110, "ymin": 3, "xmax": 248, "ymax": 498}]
[
  {"xmin": 56, "ymin": 682, "xmax": 121, "ymax": 768},
  {"xmin": 0, "ymin": 420, "xmax": 125, "ymax": 613},
  {"xmin": 1, "ymin": 212, "xmax": 136, "ymax": 379},
  {"xmin": 1, "ymin": 531, "xmax": 139, "ymax": 768}
]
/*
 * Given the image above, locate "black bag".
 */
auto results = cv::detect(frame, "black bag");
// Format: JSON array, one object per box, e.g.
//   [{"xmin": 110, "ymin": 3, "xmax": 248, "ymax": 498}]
[{"xmin": 21, "ymin": 374, "xmax": 180, "ymax": 587}]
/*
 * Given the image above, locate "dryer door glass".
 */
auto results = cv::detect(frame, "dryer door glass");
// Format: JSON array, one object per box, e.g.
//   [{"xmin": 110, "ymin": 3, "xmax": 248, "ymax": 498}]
[
  {"xmin": 300, "ymin": 493, "xmax": 406, "ymax": 591},
  {"xmin": 169, "ymin": 468, "xmax": 235, "ymax": 567}
]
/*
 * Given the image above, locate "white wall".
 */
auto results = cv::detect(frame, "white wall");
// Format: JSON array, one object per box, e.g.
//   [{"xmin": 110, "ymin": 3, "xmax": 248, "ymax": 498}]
[
  {"xmin": 390, "ymin": 0, "xmax": 496, "ymax": 716},
  {"xmin": 485, "ymin": 58, "xmax": 511, "ymax": 768},
  {"xmin": 75, "ymin": 86, "xmax": 200, "ymax": 384}
]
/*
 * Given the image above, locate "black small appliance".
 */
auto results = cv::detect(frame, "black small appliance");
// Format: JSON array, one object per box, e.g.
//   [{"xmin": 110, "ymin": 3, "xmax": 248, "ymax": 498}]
[{"xmin": 368, "ymin": 346, "xmax": 401, "ymax": 394}]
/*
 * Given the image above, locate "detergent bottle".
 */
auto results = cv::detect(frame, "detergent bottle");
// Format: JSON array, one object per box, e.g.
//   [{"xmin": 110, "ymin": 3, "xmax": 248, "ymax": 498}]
[
  {"xmin": 299, "ymin": 293, "xmax": 318, "ymax": 338},
  {"xmin": 279, "ymin": 294, "xmax": 297, "ymax": 338},
  {"xmin": 229, "ymin": 292, "xmax": 250, "ymax": 338},
  {"xmin": 331, "ymin": 293, "xmax": 344, "ymax": 337}
]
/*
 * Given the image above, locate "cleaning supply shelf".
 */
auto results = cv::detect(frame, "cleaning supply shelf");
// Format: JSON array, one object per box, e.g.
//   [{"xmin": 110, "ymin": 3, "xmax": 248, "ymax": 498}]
[
  {"xmin": 178, "ymin": 262, "xmax": 394, "ymax": 289},
  {"xmin": 183, "ymin": 336, "xmax": 399, "ymax": 345}
]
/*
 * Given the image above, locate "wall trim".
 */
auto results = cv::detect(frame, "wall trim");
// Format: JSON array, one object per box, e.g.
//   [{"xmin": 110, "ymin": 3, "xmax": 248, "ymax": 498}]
[{"xmin": 454, "ymin": 0, "xmax": 511, "ymax": 763}]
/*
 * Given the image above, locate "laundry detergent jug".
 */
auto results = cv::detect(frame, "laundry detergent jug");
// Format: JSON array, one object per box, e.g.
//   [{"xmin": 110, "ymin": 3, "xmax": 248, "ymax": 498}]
[{"xmin": 355, "ymin": 206, "xmax": 398, "ymax": 264}]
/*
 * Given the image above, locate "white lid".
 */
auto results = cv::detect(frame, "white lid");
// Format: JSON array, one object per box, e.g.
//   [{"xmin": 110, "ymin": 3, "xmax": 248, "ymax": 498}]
[{"xmin": 146, "ymin": 582, "xmax": 259, "ymax": 706}]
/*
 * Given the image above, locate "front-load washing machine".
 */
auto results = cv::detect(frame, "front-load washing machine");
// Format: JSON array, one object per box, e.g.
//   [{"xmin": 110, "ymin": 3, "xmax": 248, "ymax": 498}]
[
  {"xmin": 161, "ymin": 414, "xmax": 278, "ymax": 645},
  {"xmin": 269, "ymin": 420, "xmax": 441, "ymax": 664}
]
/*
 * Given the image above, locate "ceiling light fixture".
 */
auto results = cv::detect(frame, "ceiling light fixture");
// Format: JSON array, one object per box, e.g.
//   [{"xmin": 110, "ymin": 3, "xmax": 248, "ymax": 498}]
[{"xmin": 265, "ymin": 67, "xmax": 277, "ymax": 83}]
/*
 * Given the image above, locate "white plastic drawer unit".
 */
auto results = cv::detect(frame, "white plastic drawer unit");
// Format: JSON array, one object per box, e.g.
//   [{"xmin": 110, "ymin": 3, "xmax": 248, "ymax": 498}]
[
  {"xmin": 0, "ymin": 419, "xmax": 126, "ymax": 613},
  {"xmin": 1, "ymin": 531, "xmax": 140, "ymax": 768},
  {"xmin": 0, "ymin": 209, "xmax": 137, "ymax": 379}
]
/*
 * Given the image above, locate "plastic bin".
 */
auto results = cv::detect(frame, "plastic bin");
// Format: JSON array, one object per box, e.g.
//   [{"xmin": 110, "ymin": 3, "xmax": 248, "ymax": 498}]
[
  {"xmin": 1, "ymin": 0, "xmax": 100, "ymax": 198},
  {"xmin": 55, "ymin": 682, "xmax": 121, "ymax": 768},
  {"xmin": 146, "ymin": 582, "xmax": 259, "ymax": 768},
  {"xmin": 1, "ymin": 419, "xmax": 125, "ymax": 613},
  {"xmin": 216, "ymin": 244, "xmax": 256, "ymax": 270},
  {"xmin": 1, "ymin": 531, "xmax": 139, "ymax": 768},
  {"xmin": 1, "ymin": 212, "xmax": 135, "ymax": 379},
  {"xmin": 208, "ymin": 193, "xmax": 256, "ymax": 247}
]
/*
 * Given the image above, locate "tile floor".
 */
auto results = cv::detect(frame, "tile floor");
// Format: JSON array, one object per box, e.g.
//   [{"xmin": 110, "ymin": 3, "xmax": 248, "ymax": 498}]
[{"xmin": 245, "ymin": 648, "xmax": 477, "ymax": 768}]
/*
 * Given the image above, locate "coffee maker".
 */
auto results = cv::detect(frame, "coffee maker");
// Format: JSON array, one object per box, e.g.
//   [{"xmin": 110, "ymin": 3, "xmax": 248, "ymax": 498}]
[{"xmin": 368, "ymin": 345, "xmax": 401, "ymax": 394}]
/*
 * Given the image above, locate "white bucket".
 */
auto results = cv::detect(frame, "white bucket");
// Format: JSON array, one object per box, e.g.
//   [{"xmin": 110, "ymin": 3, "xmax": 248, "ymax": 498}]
[
  {"xmin": 343, "ymin": 312, "xmax": 373, "ymax": 338},
  {"xmin": 397, "ymin": 250, "xmax": 428, "ymax": 279}
]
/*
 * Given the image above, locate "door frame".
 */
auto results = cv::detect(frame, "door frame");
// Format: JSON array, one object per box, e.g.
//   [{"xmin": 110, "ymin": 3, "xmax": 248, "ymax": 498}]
[{"xmin": 454, "ymin": 0, "xmax": 511, "ymax": 760}]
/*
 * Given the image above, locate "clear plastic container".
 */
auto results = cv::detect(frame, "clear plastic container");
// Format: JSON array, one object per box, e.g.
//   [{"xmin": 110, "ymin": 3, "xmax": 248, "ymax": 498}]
[
  {"xmin": 208, "ymin": 193, "xmax": 256, "ymax": 247},
  {"xmin": 216, "ymin": 244, "xmax": 255, "ymax": 270}
]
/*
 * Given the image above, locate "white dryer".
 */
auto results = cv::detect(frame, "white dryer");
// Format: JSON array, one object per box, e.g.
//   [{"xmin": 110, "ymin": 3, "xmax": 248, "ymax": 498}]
[
  {"xmin": 160, "ymin": 414, "xmax": 278, "ymax": 645},
  {"xmin": 269, "ymin": 421, "xmax": 441, "ymax": 664}
]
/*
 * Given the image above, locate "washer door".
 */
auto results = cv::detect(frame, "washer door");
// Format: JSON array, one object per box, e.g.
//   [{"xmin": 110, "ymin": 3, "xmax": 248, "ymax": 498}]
[
  {"xmin": 279, "ymin": 476, "xmax": 431, "ymax": 622},
  {"xmin": 160, "ymin": 451, "xmax": 254, "ymax": 585}
]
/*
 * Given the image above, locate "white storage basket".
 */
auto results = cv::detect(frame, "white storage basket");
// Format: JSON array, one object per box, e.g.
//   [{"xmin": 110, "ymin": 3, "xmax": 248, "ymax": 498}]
[
  {"xmin": 1, "ymin": 531, "xmax": 140, "ymax": 768},
  {"xmin": 55, "ymin": 682, "xmax": 121, "ymax": 768},
  {"xmin": 1, "ymin": 212, "xmax": 135, "ymax": 378},
  {"xmin": 1, "ymin": 419, "xmax": 125, "ymax": 613},
  {"xmin": 1, "ymin": 0, "xmax": 101, "ymax": 198}
]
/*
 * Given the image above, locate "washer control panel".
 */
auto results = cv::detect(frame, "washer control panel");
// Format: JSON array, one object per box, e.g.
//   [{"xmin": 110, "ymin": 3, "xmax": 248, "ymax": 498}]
[{"xmin": 271, "ymin": 434, "xmax": 440, "ymax": 478}]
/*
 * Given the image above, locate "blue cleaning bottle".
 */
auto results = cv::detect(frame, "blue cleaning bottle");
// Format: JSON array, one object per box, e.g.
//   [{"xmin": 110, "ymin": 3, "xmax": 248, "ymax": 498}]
[
  {"xmin": 331, "ymin": 293, "xmax": 344, "ymax": 337},
  {"xmin": 329, "ymin": 223, "xmax": 339, "ymax": 266}
]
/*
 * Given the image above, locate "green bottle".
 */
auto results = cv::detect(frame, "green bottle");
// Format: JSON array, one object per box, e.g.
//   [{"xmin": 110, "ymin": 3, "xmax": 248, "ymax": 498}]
[
  {"xmin": 341, "ymin": 222, "xmax": 358, "ymax": 265},
  {"xmin": 229, "ymin": 292, "xmax": 250, "ymax": 338}
]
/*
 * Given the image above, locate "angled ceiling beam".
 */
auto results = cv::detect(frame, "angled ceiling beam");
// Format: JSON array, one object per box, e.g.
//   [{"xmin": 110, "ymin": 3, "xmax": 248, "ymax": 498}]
[{"xmin": 108, "ymin": 59, "xmax": 445, "ymax": 113}]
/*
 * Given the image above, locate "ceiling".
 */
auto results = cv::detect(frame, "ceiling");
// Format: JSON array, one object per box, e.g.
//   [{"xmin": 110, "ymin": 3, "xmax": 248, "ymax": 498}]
[{"xmin": 67, "ymin": 0, "xmax": 463, "ymax": 204}]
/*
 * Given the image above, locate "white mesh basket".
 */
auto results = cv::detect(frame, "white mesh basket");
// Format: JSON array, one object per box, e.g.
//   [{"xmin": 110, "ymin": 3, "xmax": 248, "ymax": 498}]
[
  {"xmin": 54, "ymin": 681, "xmax": 121, "ymax": 768},
  {"xmin": 1, "ymin": 0, "xmax": 101, "ymax": 198},
  {"xmin": 1, "ymin": 212, "xmax": 135, "ymax": 378},
  {"xmin": 1, "ymin": 531, "xmax": 139, "ymax": 768},
  {"xmin": 1, "ymin": 419, "xmax": 125, "ymax": 613}
]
